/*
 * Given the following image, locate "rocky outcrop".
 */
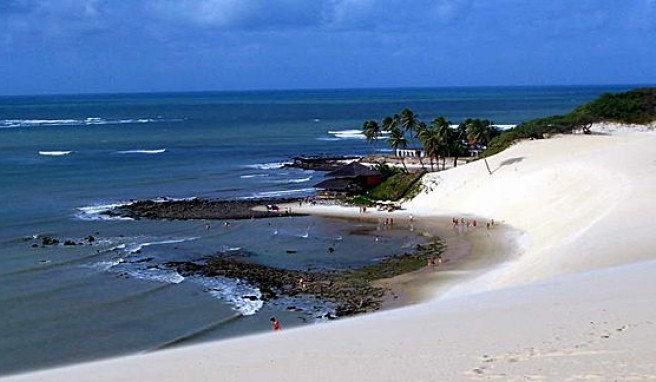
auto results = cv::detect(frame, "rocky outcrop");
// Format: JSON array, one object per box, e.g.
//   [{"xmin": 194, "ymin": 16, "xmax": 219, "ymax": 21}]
[
  {"xmin": 107, "ymin": 198, "xmax": 307, "ymax": 220},
  {"xmin": 166, "ymin": 239, "xmax": 445, "ymax": 318}
]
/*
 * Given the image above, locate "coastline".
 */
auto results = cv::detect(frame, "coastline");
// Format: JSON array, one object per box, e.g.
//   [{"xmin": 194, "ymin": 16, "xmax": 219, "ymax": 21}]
[{"xmin": 5, "ymin": 129, "xmax": 656, "ymax": 381}]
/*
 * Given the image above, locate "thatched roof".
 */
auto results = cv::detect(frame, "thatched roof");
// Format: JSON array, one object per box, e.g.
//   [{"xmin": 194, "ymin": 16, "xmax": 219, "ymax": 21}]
[
  {"xmin": 314, "ymin": 178, "xmax": 362, "ymax": 192},
  {"xmin": 325, "ymin": 162, "xmax": 381, "ymax": 178}
]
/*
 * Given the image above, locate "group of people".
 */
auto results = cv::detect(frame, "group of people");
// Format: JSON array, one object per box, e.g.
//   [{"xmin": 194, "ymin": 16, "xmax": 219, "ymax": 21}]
[{"xmin": 452, "ymin": 217, "xmax": 495, "ymax": 229}]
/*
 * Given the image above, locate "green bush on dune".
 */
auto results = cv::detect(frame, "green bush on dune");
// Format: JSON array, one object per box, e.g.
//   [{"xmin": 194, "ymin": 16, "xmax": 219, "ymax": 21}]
[
  {"xmin": 484, "ymin": 87, "xmax": 656, "ymax": 156},
  {"xmin": 367, "ymin": 171, "xmax": 425, "ymax": 201}
]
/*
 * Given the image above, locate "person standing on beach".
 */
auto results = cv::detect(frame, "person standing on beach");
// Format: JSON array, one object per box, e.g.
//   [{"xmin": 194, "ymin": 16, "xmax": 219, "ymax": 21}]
[{"xmin": 270, "ymin": 317, "xmax": 281, "ymax": 331}]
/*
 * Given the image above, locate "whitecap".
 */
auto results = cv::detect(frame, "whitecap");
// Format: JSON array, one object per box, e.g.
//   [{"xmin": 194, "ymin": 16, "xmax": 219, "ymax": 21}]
[
  {"xmin": 84, "ymin": 259, "xmax": 123, "ymax": 271},
  {"xmin": 116, "ymin": 149, "xmax": 166, "ymax": 154},
  {"xmin": 328, "ymin": 129, "xmax": 365, "ymax": 139},
  {"xmin": 151, "ymin": 196, "xmax": 198, "ymax": 203},
  {"xmin": 275, "ymin": 177, "xmax": 311, "ymax": 184},
  {"xmin": 220, "ymin": 245, "xmax": 242, "ymax": 252},
  {"xmin": 0, "ymin": 117, "xmax": 173, "ymax": 129},
  {"xmin": 123, "ymin": 237, "xmax": 200, "ymax": 254},
  {"xmin": 327, "ymin": 129, "xmax": 391, "ymax": 140},
  {"xmin": 244, "ymin": 162, "xmax": 289, "ymax": 170},
  {"xmin": 122, "ymin": 268, "xmax": 185, "ymax": 284},
  {"xmin": 38, "ymin": 150, "xmax": 73, "ymax": 156},
  {"xmin": 240, "ymin": 174, "xmax": 269, "ymax": 179},
  {"xmin": 249, "ymin": 188, "xmax": 315, "ymax": 198},
  {"xmin": 187, "ymin": 276, "xmax": 263, "ymax": 316},
  {"xmin": 75, "ymin": 202, "xmax": 134, "ymax": 221}
]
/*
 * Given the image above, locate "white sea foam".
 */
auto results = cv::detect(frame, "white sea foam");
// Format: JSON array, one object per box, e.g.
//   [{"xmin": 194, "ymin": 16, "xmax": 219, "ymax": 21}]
[
  {"xmin": 122, "ymin": 237, "xmax": 200, "ymax": 254},
  {"xmin": 123, "ymin": 268, "xmax": 185, "ymax": 284},
  {"xmin": 250, "ymin": 188, "xmax": 316, "ymax": 198},
  {"xmin": 75, "ymin": 202, "xmax": 134, "ymax": 221},
  {"xmin": 240, "ymin": 174, "xmax": 269, "ymax": 179},
  {"xmin": 447, "ymin": 124, "xmax": 516, "ymax": 130},
  {"xmin": 245, "ymin": 162, "xmax": 289, "ymax": 170},
  {"xmin": 327, "ymin": 129, "xmax": 391, "ymax": 140},
  {"xmin": 315, "ymin": 137, "xmax": 341, "ymax": 141},
  {"xmin": 151, "ymin": 196, "xmax": 198, "ymax": 203},
  {"xmin": 328, "ymin": 129, "xmax": 366, "ymax": 139},
  {"xmin": 84, "ymin": 259, "xmax": 123, "ymax": 271},
  {"xmin": 38, "ymin": 150, "xmax": 73, "ymax": 156},
  {"xmin": 276, "ymin": 177, "xmax": 311, "ymax": 184},
  {"xmin": 0, "ymin": 117, "xmax": 172, "ymax": 129},
  {"xmin": 220, "ymin": 245, "xmax": 242, "ymax": 252},
  {"xmin": 187, "ymin": 276, "xmax": 263, "ymax": 316},
  {"xmin": 116, "ymin": 149, "xmax": 166, "ymax": 154}
]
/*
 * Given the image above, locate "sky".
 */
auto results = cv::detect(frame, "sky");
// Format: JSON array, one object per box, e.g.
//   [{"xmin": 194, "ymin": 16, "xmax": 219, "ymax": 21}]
[{"xmin": 0, "ymin": 0, "xmax": 654, "ymax": 95}]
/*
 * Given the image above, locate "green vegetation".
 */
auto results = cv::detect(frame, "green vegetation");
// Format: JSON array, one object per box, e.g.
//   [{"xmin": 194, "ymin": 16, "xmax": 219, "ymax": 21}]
[
  {"xmin": 363, "ymin": 109, "xmax": 499, "ymax": 173},
  {"xmin": 485, "ymin": 87, "xmax": 656, "ymax": 156},
  {"xmin": 367, "ymin": 171, "xmax": 425, "ymax": 201},
  {"xmin": 351, "ymin": 239, "xmax": 446, "ymax": 281},
  {"xmin": 362, "ymin": 87, "xmax": 656, "ymax": 166}
]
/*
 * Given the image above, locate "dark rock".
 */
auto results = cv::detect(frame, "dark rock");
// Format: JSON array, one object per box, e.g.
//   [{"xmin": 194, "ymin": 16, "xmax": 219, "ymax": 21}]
[
  {"xmin": 41, "ymin": 236, "xmax": 59, "ymax": 246},
  {"xmin": 104, "ymin": 197, "xmax": 307, "ymax": 221},
  {"xmin": 63, "ymin": 240, "xmax": 77, "ymax": 246}
]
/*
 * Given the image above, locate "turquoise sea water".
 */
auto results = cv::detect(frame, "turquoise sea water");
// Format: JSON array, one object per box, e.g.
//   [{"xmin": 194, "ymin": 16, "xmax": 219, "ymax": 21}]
[{"xmin": 0, "ymin": 85, "xmax": 635, "ymax": 375}]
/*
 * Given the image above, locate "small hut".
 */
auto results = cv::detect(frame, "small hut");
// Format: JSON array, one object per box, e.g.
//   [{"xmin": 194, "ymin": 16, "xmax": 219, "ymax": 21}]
[{"xmin": 314, "ymin": 162, "xmax": 382, "ymax": 197}]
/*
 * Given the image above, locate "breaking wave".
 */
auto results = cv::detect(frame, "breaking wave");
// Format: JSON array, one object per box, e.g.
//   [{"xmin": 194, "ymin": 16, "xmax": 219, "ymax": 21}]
[
  {"xmin": 38, "ymin": 151, "xmax": 73, "ymax": 156},
  {"xmin": 187, "ymin": 276, "xmax": 263, "ymax": 316},
  {"xmin": 248, "ymin": 188, "xmax": 315, "ymax": 198},
  {"xmin": 244, "ymin": 162, "xmax": 289, "ymax": 170},
  {"xmin": 75, "ymin": 202, "xmax": 134, "ymax": 221},
  {"xmin": 116, "ymin": 149, "xmax": 166, "ymax": 155},
  {"xmin": 0, "ymin": 117, "xmax": 175, "ymax": 129}
]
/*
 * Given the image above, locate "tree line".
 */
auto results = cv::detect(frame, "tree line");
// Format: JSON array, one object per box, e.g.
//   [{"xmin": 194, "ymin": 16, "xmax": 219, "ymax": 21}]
[{"xmin": 362, "ymin": 108, "xmax": 501, "ymax": 172}]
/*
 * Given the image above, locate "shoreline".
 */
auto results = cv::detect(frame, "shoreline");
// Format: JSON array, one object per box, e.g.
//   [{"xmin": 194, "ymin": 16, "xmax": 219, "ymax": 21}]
[
  {"xmin": 6, "ymin": 130, "xmax": 656, "ymax": 381},
  {"xmin": 281, "ymin": 204, "xmax": 521, "ymax": 310}
]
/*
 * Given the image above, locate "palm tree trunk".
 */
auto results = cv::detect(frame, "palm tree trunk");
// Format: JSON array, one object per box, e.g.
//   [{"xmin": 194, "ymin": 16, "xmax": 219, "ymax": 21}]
[{"xmin": 400, "ymin": 157, "xmax": 408, "ymax": 173}]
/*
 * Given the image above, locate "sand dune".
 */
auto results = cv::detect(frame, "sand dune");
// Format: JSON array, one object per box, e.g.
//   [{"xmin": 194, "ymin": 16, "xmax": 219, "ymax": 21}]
[{"xmin": 5, "ymin": 128, "xmax": 656, "ymax": 381}]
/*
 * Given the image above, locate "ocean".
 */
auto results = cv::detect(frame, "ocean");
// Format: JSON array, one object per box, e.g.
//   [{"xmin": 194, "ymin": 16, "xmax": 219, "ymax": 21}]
[{"xmin": 0, "ymin": 85, "xmax": 635, "ymax": 375}]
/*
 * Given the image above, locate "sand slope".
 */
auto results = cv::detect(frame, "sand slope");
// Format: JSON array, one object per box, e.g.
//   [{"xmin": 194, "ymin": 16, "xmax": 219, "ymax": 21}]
[
  {"xmin": 5, "ymin": 130, "xmax": 656, "ymax": 381},
  {"xmin": 410, "ymin": 131, "xmax": 656, "ymax": 291}
]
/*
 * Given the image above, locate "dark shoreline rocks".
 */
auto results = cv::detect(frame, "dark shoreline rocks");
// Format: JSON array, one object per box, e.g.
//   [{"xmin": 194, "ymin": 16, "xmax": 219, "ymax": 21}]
[
  {"xmin": 166, "ymin": 239, "xmax": 446, "ymax": 318},
  {"xmin": 106, "ymin": 197, "xmax": 308, "ymax": 220}
]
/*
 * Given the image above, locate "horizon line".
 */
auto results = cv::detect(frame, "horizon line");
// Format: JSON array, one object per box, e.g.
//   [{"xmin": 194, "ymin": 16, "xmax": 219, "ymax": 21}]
[{"xmin": 1, "ymin": 82, "xmax": 653, "ymax": 99}]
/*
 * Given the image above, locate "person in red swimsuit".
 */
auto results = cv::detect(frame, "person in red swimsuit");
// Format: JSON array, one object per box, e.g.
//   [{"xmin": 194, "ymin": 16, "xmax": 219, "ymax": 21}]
[{"xmin": 270, "ymin": 317, "xmax": 281, "ymax": 331}]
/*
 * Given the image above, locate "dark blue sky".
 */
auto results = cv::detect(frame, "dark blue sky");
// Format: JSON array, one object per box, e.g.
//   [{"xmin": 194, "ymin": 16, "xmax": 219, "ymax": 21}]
[{"xmin": 0, "ymin": 0, "xmax": 654, "ymax": 95}]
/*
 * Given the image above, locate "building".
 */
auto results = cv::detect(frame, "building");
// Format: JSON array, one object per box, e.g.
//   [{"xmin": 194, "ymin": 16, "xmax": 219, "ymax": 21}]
[
  {"xmin": 395, "ymin": 148, "xmax": 426, "ymax": 158},
  {"xmin": 314, "ymin": 162, "xmax": 382, "ymax": 197}
]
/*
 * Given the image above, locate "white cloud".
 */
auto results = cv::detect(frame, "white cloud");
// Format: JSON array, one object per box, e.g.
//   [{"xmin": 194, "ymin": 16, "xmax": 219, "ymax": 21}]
[{"xmin": 146, "ymin": 0, "xmax": 327, "ymax": 29}]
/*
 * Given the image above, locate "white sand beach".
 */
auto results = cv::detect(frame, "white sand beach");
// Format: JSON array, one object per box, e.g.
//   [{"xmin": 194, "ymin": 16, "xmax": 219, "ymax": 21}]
[{"xmin": 5, "ymin": 127, "xmax": 656, "ymax": 381}]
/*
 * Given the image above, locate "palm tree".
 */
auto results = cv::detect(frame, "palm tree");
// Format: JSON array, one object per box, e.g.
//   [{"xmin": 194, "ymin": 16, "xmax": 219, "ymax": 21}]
[
  {"xmin": 431, "ymin": 116, "xmax": 452, "ymax": 170},
  {"xmin": 465, "ymin": 119, "xmax": 493, "ymax": 148},
  {"xmin": 418, "ymin": 125, "xmax": 439, "ymax": 171},
  {"xmin": 451, "ymin": 120, "xmax": 470, "ymax": 168},
  {"xmin": 399, "ymin": 108, "xmax": 426, "ymax": 170},
  {"xmin": 465, "ymin": 119, "xmax": 495, "ymax": 175},
  {"xmin": 388, "ymin": 126, "xmax": 408, "ymax": 173},
  {"xmin": 362, "ymin": 120, "xmax": 381, "ymax": 145},
  {"xmin": 381, "ymin": 114, "xmax": 400, "ymax": 132}
]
